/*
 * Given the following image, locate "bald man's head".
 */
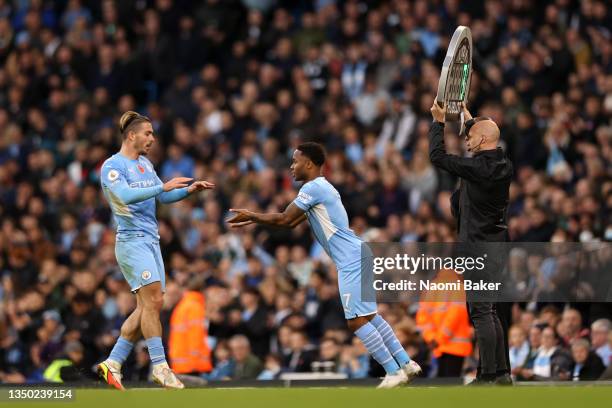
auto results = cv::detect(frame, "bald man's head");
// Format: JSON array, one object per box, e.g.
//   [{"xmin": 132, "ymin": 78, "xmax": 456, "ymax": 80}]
[{"xmin": 465, "ymin": 118, "xmax": 500, "ymax": 153}]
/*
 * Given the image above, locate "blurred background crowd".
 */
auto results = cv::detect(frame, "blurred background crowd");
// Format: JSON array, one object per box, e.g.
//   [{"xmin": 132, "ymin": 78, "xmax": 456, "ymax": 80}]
[{"xmin": 0, "ymin": 0, "xmax": 610, "ymax": 384}]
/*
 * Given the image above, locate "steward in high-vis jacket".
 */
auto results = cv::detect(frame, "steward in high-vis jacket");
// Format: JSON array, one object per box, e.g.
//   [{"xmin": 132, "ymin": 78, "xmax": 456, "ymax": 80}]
[
  {"xmin": 43, "ymin": 341, "xmax": 95, "ymax": 383},
  {"xmin": 168, "ymin": 275, "xmax": 212, "ymax": 375},
  {"xmin": 417, "ymin": 269, "xmax": 473, "ymax": 377}
]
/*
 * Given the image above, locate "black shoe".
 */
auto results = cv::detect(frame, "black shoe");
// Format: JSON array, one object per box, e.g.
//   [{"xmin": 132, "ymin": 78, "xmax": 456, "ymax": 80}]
[
  {"xmin": 466, "ymin": 377, "xmax": 495, "ymax": 386},
  {"xmin": 494, "ymin": 374, "xmax": 513, "ymax": 386}
]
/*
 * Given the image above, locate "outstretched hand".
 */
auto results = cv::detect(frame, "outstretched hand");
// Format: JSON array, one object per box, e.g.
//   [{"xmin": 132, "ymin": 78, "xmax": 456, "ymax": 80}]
[
  {"xmin": 227, "ymin": 209, "xmax": 255, "ymax": 228},
  {"xmin": 163, "ymin": 177, "xmax": 193, "ymax": 192},
  {"xmin": 187, "ymin": 180, "xmax": 216, "ymax": 194}
]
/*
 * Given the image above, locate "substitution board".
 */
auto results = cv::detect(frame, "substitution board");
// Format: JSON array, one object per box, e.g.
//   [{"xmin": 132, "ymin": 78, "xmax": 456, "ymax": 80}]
[{"xmin": 436, "ymin": 26, "xmax": 472, "ymax": 123}]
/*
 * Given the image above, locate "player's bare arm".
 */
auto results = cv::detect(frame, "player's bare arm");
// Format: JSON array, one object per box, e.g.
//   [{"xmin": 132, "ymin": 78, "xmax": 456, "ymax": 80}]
[{"xmin": 227, "ymin": 202, "xmax": 306, "ymax": 229}]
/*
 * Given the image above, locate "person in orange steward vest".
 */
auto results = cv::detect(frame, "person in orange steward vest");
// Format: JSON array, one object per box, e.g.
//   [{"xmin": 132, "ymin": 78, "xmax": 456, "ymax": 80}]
[
  {"xmin": 169, "ymin": 274, "xmax": 212, "ymax": 374},
  {"xmin": 416, "ymin": 269, "xmax": 473, "ymax": 377}
]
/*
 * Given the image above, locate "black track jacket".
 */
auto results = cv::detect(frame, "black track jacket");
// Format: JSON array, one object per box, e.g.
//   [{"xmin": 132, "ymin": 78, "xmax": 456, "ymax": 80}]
[{"xmin": 428, "ymin": 121, "xmax": 513, "ymax": 243}]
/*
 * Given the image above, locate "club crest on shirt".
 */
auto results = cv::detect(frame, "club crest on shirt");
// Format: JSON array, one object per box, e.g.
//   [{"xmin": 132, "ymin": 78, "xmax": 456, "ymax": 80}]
[
  {"xmin": 137, "ymin": 164, "xmax": 145, "ymax": 174},
  {"xmin": 142, "ymin": 270, "xmax": 151, "ymax": 280},
  {"xmin": 107, "ymin": 169, "xmax": 119, "ymax": 181}
]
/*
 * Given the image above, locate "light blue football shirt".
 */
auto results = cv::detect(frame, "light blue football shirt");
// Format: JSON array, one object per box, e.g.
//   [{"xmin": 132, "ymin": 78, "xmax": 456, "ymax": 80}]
[{"xmin": 293, "ymin": 177, "xmax": 362, "ymax": 270}]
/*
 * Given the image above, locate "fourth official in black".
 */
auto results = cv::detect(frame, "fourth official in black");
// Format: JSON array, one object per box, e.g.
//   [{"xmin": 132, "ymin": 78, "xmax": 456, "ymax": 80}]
[{"xmin": 429, "ymin": 100, "xmax": 514, "ymax": 385}]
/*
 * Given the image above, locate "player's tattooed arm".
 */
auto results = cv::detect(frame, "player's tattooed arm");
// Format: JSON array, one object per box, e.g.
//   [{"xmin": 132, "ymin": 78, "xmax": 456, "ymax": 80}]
[{"xmin": 227, "ymin": 203, "xmax": 306, "ymax": 229}]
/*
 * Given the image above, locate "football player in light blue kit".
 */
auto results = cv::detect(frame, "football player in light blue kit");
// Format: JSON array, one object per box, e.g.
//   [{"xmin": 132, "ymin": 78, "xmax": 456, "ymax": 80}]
[
  {"xmin": 228, "ymin": 142, "xmax": 421, "ymax": 388},
  {"xmin": 97, "ymin": 111, "xmax": 214, "ymax": 390}
]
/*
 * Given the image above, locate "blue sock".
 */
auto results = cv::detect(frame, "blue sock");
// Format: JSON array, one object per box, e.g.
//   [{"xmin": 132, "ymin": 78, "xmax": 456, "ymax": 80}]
[
  {"xmin": 371, "ymin": 315, "xmax": 411, "ymax": 367},
  {"xmin": 355, "ymin": 322, "xmax": 401, "ymax": 374},
  {"xmin": 145, "ymin": 337, "xmax": 167, "ymax": 366},
  {"xmin": 108, "ymin": 337, "xmax": 133, "ymax": 365}
]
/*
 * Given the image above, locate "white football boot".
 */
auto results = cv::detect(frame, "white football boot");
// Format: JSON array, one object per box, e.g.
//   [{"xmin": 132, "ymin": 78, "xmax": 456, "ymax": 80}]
[
  {"xmin": 151, "ymin": 362, "xmax": 185, "ymax": 389},
  {"xmin": 402, "ymin": 360, "xmax": 422, "ymax": 383},
  {"xmin": 376, "ymin": 368, "xmax": 409, "ymax": 389}
]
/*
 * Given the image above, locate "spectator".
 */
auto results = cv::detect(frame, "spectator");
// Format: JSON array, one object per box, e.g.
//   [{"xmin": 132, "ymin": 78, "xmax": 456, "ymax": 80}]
[
  {"xmin": 236, "ymin": 287, "xmax": 270, "ymax": 359},
  {"xmin": 520, "ymin": 326, "xmax": 572, "ymax": 381},
  {"xmin": 256, "ymin": 353, "xmax": 282, "ymax": 380},
  {"xmin": 161, "ymin": 144, "xmax": 195, "ymax": 181},
  {"xmin": 285, "ymin": 329, "xmax": 317, "ymax": 373},
  {"xmin": 509, "ymin": 325, "xmax": 530, "ymax": 372},
  {"xmin": 559, "ymin": 308, "xmax": 589, "ymax": 346},
  {"xmin": 339, "ymin": 336, "xmax": 370, "ymax": 379},
  {"xmin": 376, "ymin": 97, "xmax": 416, "ymax": 157},
  {"xmin": 62, "ymin": 293, "xmax": 104, "ymax": 369},
  {"xmin": 37, "ymin": 310, "xmax": 65, "ymax": 366},
  {"xmin": 315, "ymin": 337, "xmax": 342, "ymax": 373},
  {"xmin": 228, "ymin": 335, "xmax": 262, "ymax": 380},
  {"xmin": 126, "ymin": 341, "xmax": 150, "ymax": 382},
  {"xmin": 590, "ymin": 319, "xmax": 611, "ymax": 367},
  {"xmin": 570, "ymin": 338, "xmax": 605, "ymax": 381},
  {"xmin": 354, "ymin": 77, "xmax": 390, "ymax": 127},
  {"xmin": 204, "ymin": 341, "xmax": 234, "ymax": 381},
  {"xmin": 515, "ymin": 324, "xmax": 544, "ymax": 380}
]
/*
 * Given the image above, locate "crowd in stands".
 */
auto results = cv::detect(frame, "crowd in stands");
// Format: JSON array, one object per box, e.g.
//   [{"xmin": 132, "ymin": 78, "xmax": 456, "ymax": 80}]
[{"xmin": 0, "ymin": 0, "xmax": 610, "ymax": 383}]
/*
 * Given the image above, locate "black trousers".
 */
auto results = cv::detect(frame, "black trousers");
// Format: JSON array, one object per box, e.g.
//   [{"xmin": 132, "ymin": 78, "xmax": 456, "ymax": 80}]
[
  {"xmin": 495, "ymin": 302, "xmax": 512, "ymax": 375},
  {"xmin": 437, "ymin": 353, "xmax": 465, "ymax": 377},
  {"xmin": 467, "ymin": 301, "xmax": 508, "ymax": 376}
]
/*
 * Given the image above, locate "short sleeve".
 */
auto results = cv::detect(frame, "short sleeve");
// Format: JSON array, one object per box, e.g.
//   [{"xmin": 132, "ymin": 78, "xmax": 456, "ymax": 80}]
[{"xmin": 293, "ymin": 182, "xmax": 322, "ymax": 211}]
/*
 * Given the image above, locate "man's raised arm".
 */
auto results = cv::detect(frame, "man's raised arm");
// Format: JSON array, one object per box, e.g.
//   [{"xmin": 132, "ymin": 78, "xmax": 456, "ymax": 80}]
[{"xmin": 428, "ymin": 101, "xmax": 479, "ymax": 181}]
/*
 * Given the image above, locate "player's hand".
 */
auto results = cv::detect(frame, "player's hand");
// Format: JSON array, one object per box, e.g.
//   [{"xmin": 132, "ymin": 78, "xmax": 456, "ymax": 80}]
[
  {"xmin": 187, "ymin": 180, "xmax": 216, "ymax": 194},
  {"xmin": 461, "ymin": 102, "xmax": 473, "ymax": 120},
  {"xmin": 430, "ymin": 101, "xmax": 446, "ymax": 123},
  {"xmin": 227, "ymin": 208, "xmax": 255, "ymax": 228},
  {"xmin": 163, "ymin": 177, "xmax": 193, "ymax": 192}
]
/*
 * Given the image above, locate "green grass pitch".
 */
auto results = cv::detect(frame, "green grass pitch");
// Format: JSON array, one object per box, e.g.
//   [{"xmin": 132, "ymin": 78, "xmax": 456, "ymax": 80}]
[{"xmin": 10, "ymin": 386, "xmax": 612, "ymax": 408}]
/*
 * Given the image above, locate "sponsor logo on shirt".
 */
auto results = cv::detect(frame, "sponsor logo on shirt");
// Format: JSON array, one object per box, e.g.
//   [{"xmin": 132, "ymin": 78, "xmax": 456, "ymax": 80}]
[{"xmin": 130, "ymin": 179, "xmax": 156, "ymax": 188}]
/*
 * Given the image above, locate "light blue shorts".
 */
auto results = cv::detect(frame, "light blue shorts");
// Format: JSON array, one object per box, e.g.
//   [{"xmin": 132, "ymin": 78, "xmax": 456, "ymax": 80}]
[
  {"xmin": 115, "ymin": 234, "xmax": 166, "ymax": 293},
  {"xmin": 338, "ymin": 264, "xmax": 377, "ymax": 320}
]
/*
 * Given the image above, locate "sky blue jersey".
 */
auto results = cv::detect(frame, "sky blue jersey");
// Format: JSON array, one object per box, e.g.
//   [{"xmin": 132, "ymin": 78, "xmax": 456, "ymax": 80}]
[
  {"xmin": 100, "ymin": 153, "xmax": 188, "ymax": 239},
  {"xmin": 292, "ymin": 177, "xmax": 362, "ymax": 270}
]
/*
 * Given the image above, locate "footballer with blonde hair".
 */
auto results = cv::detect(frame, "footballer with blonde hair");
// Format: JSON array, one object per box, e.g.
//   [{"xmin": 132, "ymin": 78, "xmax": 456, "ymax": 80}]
[{"xmin": 97, "ymin": 111, "xmax": 215, "ymax": 390}]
